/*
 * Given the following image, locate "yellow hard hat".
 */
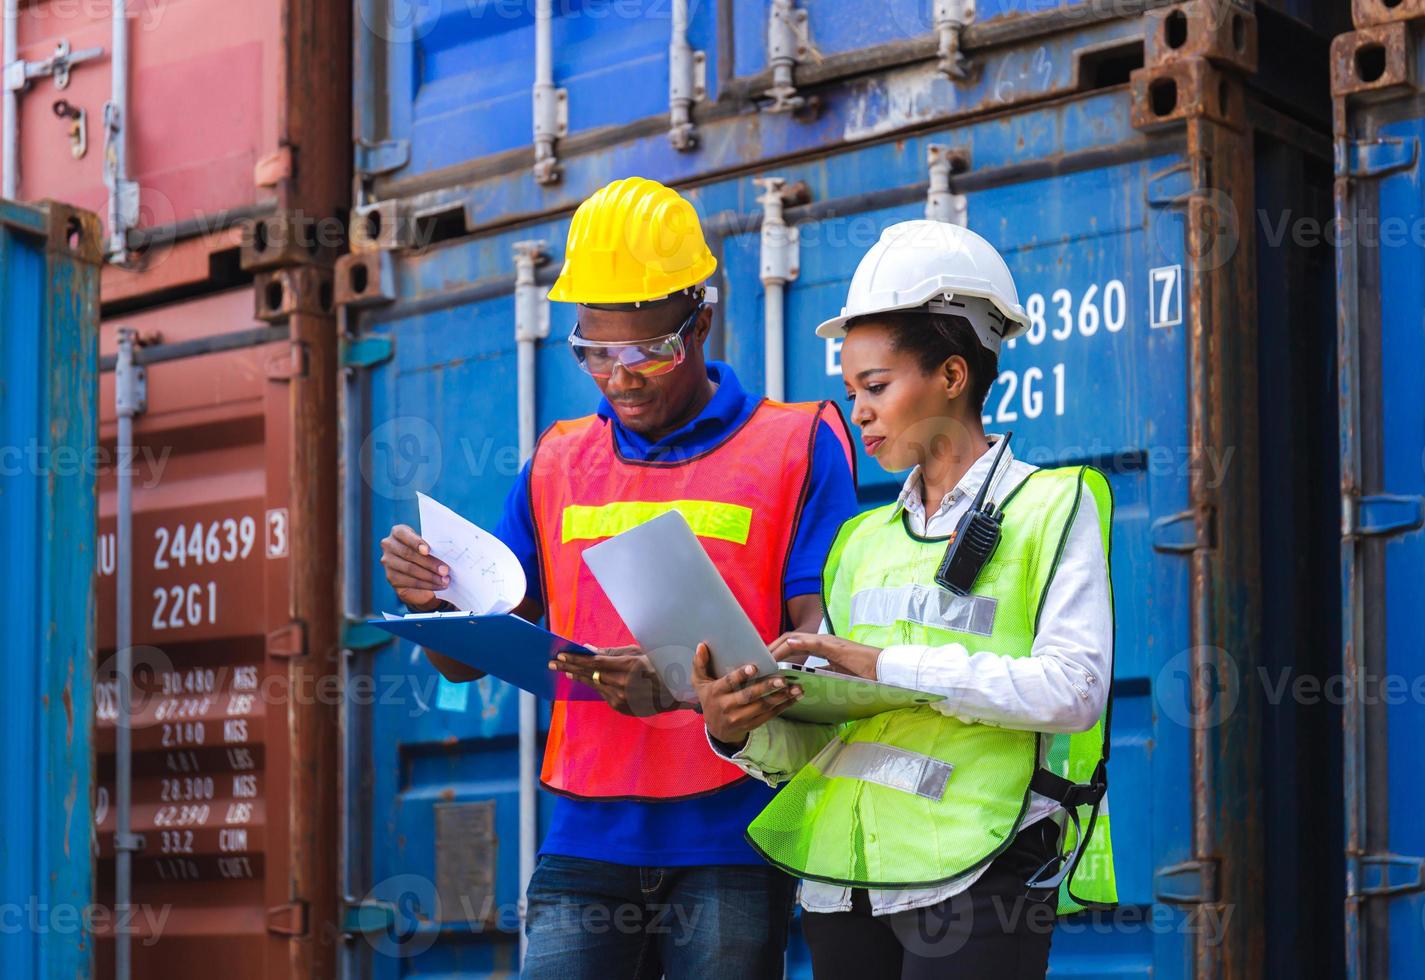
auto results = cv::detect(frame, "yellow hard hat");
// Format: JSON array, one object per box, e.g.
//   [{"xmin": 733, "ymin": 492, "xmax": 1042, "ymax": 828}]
[{"xmin": 548, "ymin": 176, "xmax": 718, "ymax": 306}]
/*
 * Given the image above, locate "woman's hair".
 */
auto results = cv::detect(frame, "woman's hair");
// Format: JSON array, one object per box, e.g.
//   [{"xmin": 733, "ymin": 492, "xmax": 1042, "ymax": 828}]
[{"xmin": 844, "ymin": 311, "xmax": 998, "ymax": 408}]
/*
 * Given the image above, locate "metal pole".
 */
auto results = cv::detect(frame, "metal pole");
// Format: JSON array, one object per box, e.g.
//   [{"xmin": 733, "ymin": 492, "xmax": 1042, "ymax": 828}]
[
  {"xmin": 1335, "ymin": 127, "xmax": 1367, "ymax": 980},
  {"xmin": 104, "ymin": 0, "xmax": 133, "ymax": 258},
  {"xmin": 513, "ymin": 241, "xmax": 548, "ymax": 967},
  {"xmin": 532, "ymin": 0, "xmax": 561, "ymax": 184},
  {"xmin": 756, "ymin": 178, "xmax": 799, "ymax": 401},
  {"xmin": 3, "ymin": 0, "xmax": 18, "ymax": 198},
  {"xmin": 113, "ymin": 327, "xmax": 146, "ymax": 980}
]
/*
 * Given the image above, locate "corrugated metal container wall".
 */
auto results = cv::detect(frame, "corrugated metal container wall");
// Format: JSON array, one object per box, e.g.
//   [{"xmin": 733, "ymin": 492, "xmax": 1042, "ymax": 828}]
[
  {"xmin": 348, "ymin": 0, "xmax": 1347, "ymax": 242},
  {"xmin": 93, "ymin": 271, "xmax": 342, "ymax": 978},
  {"xmin": 339, "ymin": 6, "xmax": 1345, "ymax": 977},
  {"xmin": 0, "ymin": 0, "xmax": 350, "ymax": 303},
  {"xmin": 0, "ymin": 198, "xmax": 101, "ymax": 980},
  {"xmin": 1331, "ymin": 3, "xmax": 1425, "ymax": 979}
]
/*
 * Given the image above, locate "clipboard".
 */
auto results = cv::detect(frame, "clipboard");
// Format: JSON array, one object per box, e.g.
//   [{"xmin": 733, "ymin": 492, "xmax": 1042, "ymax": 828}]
[{"xmin": 369, "ymin": 612, "xmax": 596, "ymax": 700}]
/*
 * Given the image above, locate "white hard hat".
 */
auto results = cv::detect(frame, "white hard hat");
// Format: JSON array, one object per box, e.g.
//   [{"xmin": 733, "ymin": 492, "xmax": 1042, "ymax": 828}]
[{"xmin": 815, "ymin": 219, "xmax": 1030, "ymax": 355}]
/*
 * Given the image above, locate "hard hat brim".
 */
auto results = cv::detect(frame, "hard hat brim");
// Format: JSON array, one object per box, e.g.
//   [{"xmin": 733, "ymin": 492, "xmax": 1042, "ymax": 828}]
[{"xmin": 814, "ymin": 290, "xmax": 1030, "ymax": 342}]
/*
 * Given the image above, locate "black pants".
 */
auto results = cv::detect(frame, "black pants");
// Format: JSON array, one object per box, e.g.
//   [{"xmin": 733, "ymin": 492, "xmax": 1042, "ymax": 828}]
[{"xmin": 801, "ymin": 820, "xmax": 1061, "ymax": 980}]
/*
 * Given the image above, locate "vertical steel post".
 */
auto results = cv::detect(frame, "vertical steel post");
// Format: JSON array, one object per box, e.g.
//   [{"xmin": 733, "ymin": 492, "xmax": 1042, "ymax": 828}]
[
  {"xmin": 113, "ymin": 326, "xmax": 147, "ymax": 980},
  {"xmin": 513, "ymin": 240, "xmax": 549, "ymax": 967}
]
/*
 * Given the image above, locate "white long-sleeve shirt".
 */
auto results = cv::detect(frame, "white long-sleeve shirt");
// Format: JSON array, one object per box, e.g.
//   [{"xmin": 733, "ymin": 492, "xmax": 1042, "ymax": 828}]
[{"xmin": 710, "ymin": 436, "xmax": 1113, "ymax": 916}]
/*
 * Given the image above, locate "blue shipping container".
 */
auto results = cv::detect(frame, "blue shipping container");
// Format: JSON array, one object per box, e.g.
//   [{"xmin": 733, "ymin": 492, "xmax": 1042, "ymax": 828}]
[
  {"xmin": 0, "ymin": 199, "xmax": 101, "ymax": 979},
  {"xmin": 340, "ymin": 54, "xmax": 1340, "ymax": 976},
  {"xmin": 349, "ymin": 0, "xmax": 1347, "ymax": 243},
  {"xmin": 1331, "ymin": 10, "xmax": 1425, "ymax": 980}
]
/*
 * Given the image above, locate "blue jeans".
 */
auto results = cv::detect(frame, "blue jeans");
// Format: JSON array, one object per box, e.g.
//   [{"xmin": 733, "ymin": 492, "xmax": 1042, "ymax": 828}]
[{"xmin": 523, "ymin": 854, "xmax": 798, "ymax": 980}]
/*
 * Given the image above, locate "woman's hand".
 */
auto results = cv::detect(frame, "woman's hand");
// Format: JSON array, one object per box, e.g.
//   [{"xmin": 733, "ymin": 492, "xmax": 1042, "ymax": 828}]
[
  {"xmin": 379, "ymin": 524, "xmax": 450, "ymax": 611},
  {"xmin": 550, "ymin": 646, "xmax": 689, "ymax": 716},
  {"xmin": 768, "ymin": 633, "xmax": 883, "ymax": 680},
  {"xmin": 692, "ymin": 643, "xmax": 803, "ymax": 748}
]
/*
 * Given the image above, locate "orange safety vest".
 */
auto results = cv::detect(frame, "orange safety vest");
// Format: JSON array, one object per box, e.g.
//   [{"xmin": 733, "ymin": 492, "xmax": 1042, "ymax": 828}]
[{"xmin": 528, "ymin": 398, "xmax": 854, "ymax": 801}]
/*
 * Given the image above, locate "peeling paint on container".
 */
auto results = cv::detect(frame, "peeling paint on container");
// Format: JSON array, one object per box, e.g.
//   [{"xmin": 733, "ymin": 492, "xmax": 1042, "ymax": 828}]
[{"xmin": 0, "ymin": 198, "xmax": 102, "ymax": 980}]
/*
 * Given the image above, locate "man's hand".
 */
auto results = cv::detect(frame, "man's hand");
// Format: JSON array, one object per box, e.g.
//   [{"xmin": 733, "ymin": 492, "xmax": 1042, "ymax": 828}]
[
  {"xmin": 379, "ymin": 524, "xmax": 450, "ymax": 611},
  {"xmin": 691, "ymin": 643, "xmax": 803, "ymax": 749},
  {"xmin": 768, "ymin": 633, "xmax": 883, "ymax": 680},
  {"xmin": 549, "ymin": 646, "xmax": 689, "ymax": 717}
]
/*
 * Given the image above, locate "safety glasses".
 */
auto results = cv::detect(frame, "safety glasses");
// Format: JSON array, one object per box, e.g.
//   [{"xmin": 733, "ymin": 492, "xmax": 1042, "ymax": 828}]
[{"xmin": 567, "ymin": 302, "xmax": 705, "ymax": 379}]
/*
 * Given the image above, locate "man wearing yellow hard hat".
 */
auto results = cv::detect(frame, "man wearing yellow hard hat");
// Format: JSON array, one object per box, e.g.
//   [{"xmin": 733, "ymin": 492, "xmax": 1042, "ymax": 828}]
[{"xmin": 380, "ymin": 176, "xmax": 858, "ymax": 977}]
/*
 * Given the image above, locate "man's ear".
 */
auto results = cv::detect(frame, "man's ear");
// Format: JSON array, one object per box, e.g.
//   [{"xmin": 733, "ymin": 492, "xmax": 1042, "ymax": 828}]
[{"xmin": 692, "ymin": 303, "xmax": 715, "ymax": 346}]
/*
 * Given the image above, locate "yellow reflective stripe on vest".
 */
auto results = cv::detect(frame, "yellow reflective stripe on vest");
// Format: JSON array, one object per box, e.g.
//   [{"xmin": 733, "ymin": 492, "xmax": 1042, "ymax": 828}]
[
  {"xmin": 849, "ymin": 584, "xmax": 998, "ymax": 638},
  {"xmin": 816, "ymin": 739, "xmax": 955, "ymax": 802},
  {"xmin": 561, "ymin": 500, "xmax": 754, "ymax": 545}
]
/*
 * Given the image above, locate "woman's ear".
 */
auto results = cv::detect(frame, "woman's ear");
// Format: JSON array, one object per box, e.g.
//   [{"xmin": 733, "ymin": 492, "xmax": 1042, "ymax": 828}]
[{"xmin": 942, "ymin": 355, "xmax": 969, "ymax": 402}]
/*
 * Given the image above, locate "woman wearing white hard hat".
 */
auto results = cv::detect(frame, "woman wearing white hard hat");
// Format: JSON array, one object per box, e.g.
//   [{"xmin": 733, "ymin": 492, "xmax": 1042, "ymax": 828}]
[{"xmin": 692, "ymin": 220, "xmax": 1118, "ymax": 978}]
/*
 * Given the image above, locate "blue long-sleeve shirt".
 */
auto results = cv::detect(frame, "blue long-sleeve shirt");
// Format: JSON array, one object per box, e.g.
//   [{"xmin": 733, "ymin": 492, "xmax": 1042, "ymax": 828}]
[{"xmin": 495, "ymin": 361, "xmax": 859, "ymax": 865}]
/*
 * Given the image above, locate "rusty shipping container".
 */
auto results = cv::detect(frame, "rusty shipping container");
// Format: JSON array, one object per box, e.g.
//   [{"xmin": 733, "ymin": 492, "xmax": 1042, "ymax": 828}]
[
  {"xmin": 0, "ymin": 0, "xmax": 350, "ymax": 304},
  {"xmin": 340, "ymin": 2, "xmax": 1346, "ymax": 977},
  {"xmin": 1332, "ymin": 2, "xmax": 1425, "ymax": 978},
  {"xmin": 93, "ymin": 269, "xmax": 341, "ymax": 977},
  {"xmin": 1, "ymin": 198, "xmax": 101, "ymax": 979}
]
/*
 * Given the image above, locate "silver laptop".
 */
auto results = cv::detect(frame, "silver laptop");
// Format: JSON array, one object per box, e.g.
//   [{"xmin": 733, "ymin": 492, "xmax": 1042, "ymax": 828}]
[{"xmin": 581, "ymin": 510, "xmax": 944, "ymax": 723}]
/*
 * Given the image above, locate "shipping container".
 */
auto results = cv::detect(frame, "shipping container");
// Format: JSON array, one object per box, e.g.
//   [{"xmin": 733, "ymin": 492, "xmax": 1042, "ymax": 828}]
[
  {"xmin": 93, "ymin": 272, "xmax": 341, "ymax": 977},
  {"xmin": 0, "ymin": 198, "xmax": 102, "ymax": 979},
  {"xmin": 1330, "ymin": 3, "xmax": 1425, "ymax": 979},
  {"xmin": 0, "ymin": 0, "xmax": 350, "ymax": 302},
  {"xmin": 347, "ymin": 0, "xmax": 1347, "ymax": 249},
  {"xmin": 338, "ymin": 30, "xmax": 1345, "ymax": 980}
]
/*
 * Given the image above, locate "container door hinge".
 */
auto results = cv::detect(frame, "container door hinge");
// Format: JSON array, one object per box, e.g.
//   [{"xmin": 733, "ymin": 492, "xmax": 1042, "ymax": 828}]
[
  {"xmin": 342, "ymin": 618, "xmax": 393, "ymax": 653},
  {"xmin": 514, "ymin": 240, "xmax": 551, "ymax": 342},
  {"xmin": 933, "ymin": 0, "xmax": 975, "ymax": 81},
  {"xmin": 4, "ymin": 39, "xmax": 104, "ymax": 93},
  {"xmin": 764, "ymin": 0, "xmax": 812, "ymax": 113},
  {"xmin": 341, "ymin": 335, "xmax": 395, "ymax": 370},
  {"xmin": 265, "ymin": 341, "xmax": 310, "ymax": 382},
  {"xmin": 340, "ymin": 896, "xmax": 398, "ymax": 938},
  {"xmin": 1343, "ymin": 492, "xmax": 1425, "ymax": 539},
  {"xmin": 533, "ymin": 83, "xmax": 568, "ymax": 185},
  {"xmin": 1151, "ymin": 506, "xmax": 1216, "ymax": 553},
  {"xmin": 1338, "ymin": 137, "xmax": 1419, "ymax": 180},
  {"xmin": 1155, "ymin": 858, "xmax": 1219, "ymax": 905},
  {"xmin": 267, "ymin": 900, "xmax": 309, "ymax": 937},
  {"xmin": 356, "ymin": 139, "xmax": 411, "ymax": 179},
  {"xmin": 266, "ymin": 621, "xmax": 307, "ymax": 659},
  {"xmin": 113, "ymin": 831, "xmax": 145, "ymax": 854},
  {"xmin": 1352, "ymin": 853, "xmax": 1425, "ymax": 898},
  {"xmin": 926, "ymin": 144, "xmax": 968, "ymax": 226}
]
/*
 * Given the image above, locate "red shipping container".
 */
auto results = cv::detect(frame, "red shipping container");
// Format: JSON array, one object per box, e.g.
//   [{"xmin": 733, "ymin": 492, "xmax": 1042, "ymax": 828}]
[
  {"xmin": 94, "ymin": 277, "xmax": 340, "ymax": 978},
  {"xmin": 2, "ymin": 0, "xmax": 348, "ymax": 303}
]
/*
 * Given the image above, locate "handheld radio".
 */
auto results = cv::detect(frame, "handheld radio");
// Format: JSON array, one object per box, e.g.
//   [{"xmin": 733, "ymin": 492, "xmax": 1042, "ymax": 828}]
[{"xmin": 934, "ymin": 432, "xmax": 1014, "ymax": 597}]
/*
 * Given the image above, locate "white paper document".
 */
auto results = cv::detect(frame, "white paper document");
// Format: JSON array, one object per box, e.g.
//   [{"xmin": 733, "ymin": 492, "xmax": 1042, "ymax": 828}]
[{"xmin": 415, "ymin": 492, "xmax": 527, "ymax": 615}]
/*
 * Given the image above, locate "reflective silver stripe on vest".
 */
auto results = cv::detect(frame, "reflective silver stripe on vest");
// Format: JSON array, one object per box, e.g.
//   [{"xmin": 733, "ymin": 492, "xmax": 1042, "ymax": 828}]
[
  {"xmin": 815, "ymin": 739, "xmax": 954, "ymax": 802},
  {"xmin": 849, "ymin": 584, "xmax": 998, "ymax": 637}
]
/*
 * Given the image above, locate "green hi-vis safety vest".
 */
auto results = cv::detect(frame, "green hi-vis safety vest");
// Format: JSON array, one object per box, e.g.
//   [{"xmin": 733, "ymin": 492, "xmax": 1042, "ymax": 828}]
[{"xmin": 746, "ymin": 466, "xmax": 1117, "ymax": 915}]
